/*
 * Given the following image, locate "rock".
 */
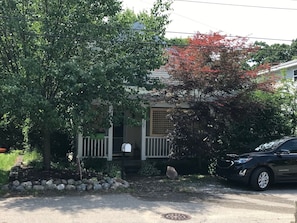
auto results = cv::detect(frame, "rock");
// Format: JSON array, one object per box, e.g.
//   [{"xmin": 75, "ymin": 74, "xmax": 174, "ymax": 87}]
[
  {"xmin": 33, "ymin": 180, "xmax": 40, "ymax": 185},
  {"xmin": 56, "ymin": 184, "xmax": 65, "ymax": 191},
  {"xmin": 45, "ymin": 179, "xmax": 56, "ymax": 190},
  {"xmin": 102, "ymin": 182, "xmax": 110, "ymax": 190},
  {"xmin": 21, "ymin": 181, "xmax": 33, "ymax": 187},
  {"xmin": 105, "ymin": 177, "xmax": 114, "ymax": 185},
  {"xmin": 61, "ymin": 179, "xmax": 67, "ymax": 184},
  {"xmin": 111, "ymin": 182, "xmax": 121, "ymax": 190},
  {"xmin": 54, "ymin": 179, "xmax": 62, "ymax": 185},
  {"xmin": 76, "ymin": 183, "xmax": 87, "ymax": 191},
  {"xmin": 46, "ymin": 179, "xmax": 53, "ymax": 185},
  {"xmin": 41, "ymin": 180, "xmax": 47, "ymax": 186},
  {"xmin": 33, "ymin": 185, "xmax": 45, "ymax": 191},
  {"xmin": 75, "ymin": 180, "xmax": 82, "ymax": 185},
  {"xmin": 15, "ymin": 185, "xmax": 25, "ymax": 191},
  {"xmin": 67, "ymin": 179, "xmax": 75, "ymax": 185},
  {"xmin": 87, "ymin": 184, "xmax": 93, "ymax": 191},
  {"xmin": 12, "ymin": 180, "xmax": 20, "ymax": 187},
  {"xmin": 122, "ymin": 180, "xmax": 130, "ymax": 188},
  {"xmin": 166, "ymin": 166, "xmax": 178, "ymax": 179},
  {"xmin": 93, "ymin": 183, "xmax": 102, "ymax": 191},
  {"xmin": 89, "ymin": 177, "xmax": 99, "ymax": 183},
  {"xmin": 65, "ymin": 185, "xmax": 76, "ymax": 190}
]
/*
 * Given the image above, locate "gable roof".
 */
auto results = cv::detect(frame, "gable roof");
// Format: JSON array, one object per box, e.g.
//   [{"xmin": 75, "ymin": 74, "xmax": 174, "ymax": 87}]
[{"xmin": 269, "ymin": 59, "xmax": 297, "ymax": 73}]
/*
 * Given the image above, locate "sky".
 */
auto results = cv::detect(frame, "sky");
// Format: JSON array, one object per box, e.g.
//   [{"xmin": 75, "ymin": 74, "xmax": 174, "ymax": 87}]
[{"xmin": 121, "ymin": 0, "xmax": 297, "ymax": 45}]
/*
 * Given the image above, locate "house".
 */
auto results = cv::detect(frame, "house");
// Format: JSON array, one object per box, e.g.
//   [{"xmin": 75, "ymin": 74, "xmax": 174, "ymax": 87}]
[
  {"xmin": 268, "ymin": 59, "xmax": 297, "ymax": 81},
  {"xmin": 77, "ymin": 59, "xmax": 297, "ymax": 161},
  {"xmin": 77, "ymin": 66, "xmax": 174, "ymax": 161}
]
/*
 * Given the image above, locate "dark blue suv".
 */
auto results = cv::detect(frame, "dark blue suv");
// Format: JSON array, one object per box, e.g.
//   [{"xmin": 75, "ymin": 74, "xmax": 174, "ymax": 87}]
[{"xmin": 216, "ymin": 137, "xmax": 297, "ymax": 190}]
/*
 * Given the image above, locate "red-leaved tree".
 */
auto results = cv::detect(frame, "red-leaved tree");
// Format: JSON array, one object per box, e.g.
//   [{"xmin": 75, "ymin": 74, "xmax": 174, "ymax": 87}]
[{"xmin": 165, "ymin": 32, "xmax": 275, "ymax": 165}]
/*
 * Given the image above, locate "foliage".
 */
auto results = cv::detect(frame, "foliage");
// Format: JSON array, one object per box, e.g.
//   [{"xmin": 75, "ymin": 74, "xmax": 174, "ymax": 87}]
[
  {"xmin": 0, "ymin": 150, "xmax": 20, "ymax": 185},
  {"xmin": 22, "ymin": 149, "xmax": 43, "ymax": 167},
  {"xmin": 166, "ymin": 37, "xmax": 189, "ymax": 47},
  {"xmin": 251, "ymin": 39, "xmax": 297, "ymax": 66},
  {"xmin": 0, "ymin": 0, "xmax": 172, "ymax": 169},
  {"xmin": 0, "ymin": 114, "xmax": 23, "ymax": 149},
  {"xmin": 274, "ymin": 75, "xmax": 297, "ymax": 135},
  {"xmin": 138, "ymin": 161, "xmax": 161, "ymax": 176},
  {"xmin": 225, "ymin": 91, "xmax": 293, "ymax": 154},
  {"xmin": 165, "ymin": 32, "xmax": 276, "ymax": 160},
  {"xmin": 82, "ymin": 157, "xmax": 107, "ymax": 172},
  {"xmin": 103, "ymin": 162, "xmax": 121, "ymax": 178}
]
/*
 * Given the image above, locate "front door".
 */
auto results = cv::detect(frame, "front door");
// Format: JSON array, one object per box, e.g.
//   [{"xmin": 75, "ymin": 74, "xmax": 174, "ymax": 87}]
[{"xmin": 113, "ymin": 122, "xmax": 124, "ymax": 155}]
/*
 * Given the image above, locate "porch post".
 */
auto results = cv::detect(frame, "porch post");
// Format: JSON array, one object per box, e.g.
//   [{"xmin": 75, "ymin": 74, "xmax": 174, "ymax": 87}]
[
  {"xmin": 107, "ymin": 105, "xmax": 113, "ymax": 161},
  {"xmin": 77, "ymin": 133, "xmax": 83, "ymax": 158},
  {"xmin": 141, "ymin": 118, "xmax": 146, "ymax": 160}
]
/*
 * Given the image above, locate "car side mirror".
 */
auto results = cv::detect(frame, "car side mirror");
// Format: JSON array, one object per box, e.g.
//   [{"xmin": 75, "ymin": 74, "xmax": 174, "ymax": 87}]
[{"xmin": 276, "ymin": 149, "xmax": 290, "ymax": 157}]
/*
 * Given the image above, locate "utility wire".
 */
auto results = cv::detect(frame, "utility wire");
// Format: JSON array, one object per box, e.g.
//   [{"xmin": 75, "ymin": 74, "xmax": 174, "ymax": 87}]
[
  {"xmin": 174, "ymin": 0, "xmax": 297, "ymax": 11},
  {"xmin": 166, "ymin": 31, "xmax": 295, "ymax": 43}
]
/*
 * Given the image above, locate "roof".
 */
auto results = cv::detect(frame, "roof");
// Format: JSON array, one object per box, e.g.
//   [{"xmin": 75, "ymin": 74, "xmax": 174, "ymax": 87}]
[{"xmin": 269, "ymin": 59, "xmax": 297, "ymax": 72}]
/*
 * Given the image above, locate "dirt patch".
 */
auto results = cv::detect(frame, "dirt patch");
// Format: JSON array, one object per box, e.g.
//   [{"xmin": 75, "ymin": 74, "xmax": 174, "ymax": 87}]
[{"xmin": 126, "ymin": 175, "xmax": 234, "ymax": 202}]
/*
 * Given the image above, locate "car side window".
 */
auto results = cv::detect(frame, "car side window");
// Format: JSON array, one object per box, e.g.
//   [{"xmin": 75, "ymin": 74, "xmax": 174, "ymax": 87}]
[{"xmin": 278, "ymin": 139, "xmax": 297, "ymax": 153}]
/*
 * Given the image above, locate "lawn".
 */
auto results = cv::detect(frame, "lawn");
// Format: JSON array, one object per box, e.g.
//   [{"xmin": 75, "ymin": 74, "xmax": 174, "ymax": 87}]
[
  {"xmin": 0, "ymin": 151, "xmax": 19, "ymax": 185},
  {"xmin": 0, "ymin": 149, "xmax": 42, "ymax": 185}
]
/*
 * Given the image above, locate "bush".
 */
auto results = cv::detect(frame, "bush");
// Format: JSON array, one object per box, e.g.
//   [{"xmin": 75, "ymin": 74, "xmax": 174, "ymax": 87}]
[
  {"xmin": 138, "ymin": 161, "xmax": 161, "ymax": 176},
  {"xmin": 82, "ymin": 158, "xmax": 107, "ymax": 172},
  {"xmin": 103, "ymin": 162, "xmax": 121, "ymax": 178}
]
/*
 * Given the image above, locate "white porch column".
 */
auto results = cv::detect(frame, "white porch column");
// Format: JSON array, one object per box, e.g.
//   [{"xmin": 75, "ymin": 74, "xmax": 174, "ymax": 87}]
[
  {"xmin": 141, "ymin": 118, "xmax": 146, "ymax": 160},
  {"xmin": 107, "ymin": 105, "xmax": 113, "ymax": 161},
  {"xmin": 77, "ymin": 133, "xmax": 83, "ymax": 158}
]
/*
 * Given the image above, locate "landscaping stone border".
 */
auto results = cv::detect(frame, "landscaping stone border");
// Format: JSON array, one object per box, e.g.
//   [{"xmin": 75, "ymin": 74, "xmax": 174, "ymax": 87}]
[
  {"xmin": 1, "ymin": 177, "xmax": 129, "ymax": 192},
  {"xmin": 1, "ymin": 165, "xmax": 129, "ymax": 192}
]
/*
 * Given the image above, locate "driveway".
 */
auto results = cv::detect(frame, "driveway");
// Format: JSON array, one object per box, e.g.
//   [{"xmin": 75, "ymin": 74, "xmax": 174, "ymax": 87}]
[{"xmin": 0, "ymin": 183, "xmax": 296, "ymax": 223}]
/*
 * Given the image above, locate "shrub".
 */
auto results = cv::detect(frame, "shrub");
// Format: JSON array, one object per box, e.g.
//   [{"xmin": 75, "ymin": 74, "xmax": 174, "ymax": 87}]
[
  {"xmin": 138, "ymin": 161, "xmax": 161, "ymax": 176},
  {"xmin": 103, "ymin": 162, "xmax": 121, "ymax": 178},
  {"xmin": 82, "ymin": 158, "xmax": 107, "ymax": 172}
]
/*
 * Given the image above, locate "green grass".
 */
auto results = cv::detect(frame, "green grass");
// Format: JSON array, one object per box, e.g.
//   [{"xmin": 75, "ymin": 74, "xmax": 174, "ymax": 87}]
[
  {"xmin": 0, "ymin": 149, "xmax": 43, "ymax": 185},
  {"xmin": 22, "ymin": 149, "xmax": 43, "ymax": 166},
  {"xmin": 0, "ymin": 150, "xmax": 20, "ymax": 185}
]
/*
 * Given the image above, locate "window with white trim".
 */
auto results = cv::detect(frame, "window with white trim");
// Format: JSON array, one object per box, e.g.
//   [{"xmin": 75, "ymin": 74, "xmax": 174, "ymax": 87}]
[{"xmin": 150, "ymin": 108, "xmax": 173, "ymax": 136}]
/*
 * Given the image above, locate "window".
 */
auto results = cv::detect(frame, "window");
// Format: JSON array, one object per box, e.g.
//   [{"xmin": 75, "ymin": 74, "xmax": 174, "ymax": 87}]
[
  {"xmin": 279, "ymin": 139, "xmax": 297, "ymax": 153},
  {"xmin": 294, "ymin": 70, "xmax": 297, "ymax": 82},
  {"xmin": 150, "ymin": 108, "xmax": 173, "ymax": 136}
]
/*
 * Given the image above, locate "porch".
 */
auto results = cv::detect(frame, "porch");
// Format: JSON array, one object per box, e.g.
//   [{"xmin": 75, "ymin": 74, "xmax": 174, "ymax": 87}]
[{"xmin": 77, "ymin": 107, "xmax": 173, "ymax": 161}]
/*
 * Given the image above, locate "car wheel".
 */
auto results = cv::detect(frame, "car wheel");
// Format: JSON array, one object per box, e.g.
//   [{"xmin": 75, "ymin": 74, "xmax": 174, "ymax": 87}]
[{"xmin": 250, "ymin": 168, "xmax": 271, "ymax": 191}]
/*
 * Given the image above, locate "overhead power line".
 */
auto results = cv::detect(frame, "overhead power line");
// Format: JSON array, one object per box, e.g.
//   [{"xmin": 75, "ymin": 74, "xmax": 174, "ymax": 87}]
[
  {"xmin": 174, "ymin": 0, "xmax": 297, "ymax": 11},
  {"xmin": 166, "ymin": 31, "xmax": 295, "ymax": 43}
]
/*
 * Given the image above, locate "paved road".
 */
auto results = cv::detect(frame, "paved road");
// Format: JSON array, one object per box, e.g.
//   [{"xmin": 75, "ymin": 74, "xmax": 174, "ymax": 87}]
[{"xmin": 1, "ymin": 185, "xmax": 296, "ymax": 223}]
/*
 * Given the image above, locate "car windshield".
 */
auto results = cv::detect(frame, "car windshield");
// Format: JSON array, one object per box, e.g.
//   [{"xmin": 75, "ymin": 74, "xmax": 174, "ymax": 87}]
[{"xmin": 254, "ymin": 138, "xmax": 288, "ymax": 152}]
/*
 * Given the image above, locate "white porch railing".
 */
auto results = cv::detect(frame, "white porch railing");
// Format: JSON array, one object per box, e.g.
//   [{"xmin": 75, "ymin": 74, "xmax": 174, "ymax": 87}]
[
  {"xmin": 80, "ymin": 136, "xmax": 108, "ymax": 158},
  {"xmin": 77, "ymin": 135, "xmax": 170, "ymax": 159},
  {"xmin": 145, "ymin": 136, "xmax": 171, "ymax": 158}
]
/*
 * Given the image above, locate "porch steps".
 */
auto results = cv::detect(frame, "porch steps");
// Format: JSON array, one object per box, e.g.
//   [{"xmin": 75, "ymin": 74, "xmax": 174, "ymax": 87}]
[{"xmin": 113, "ymin": 158, "xmax": 142, "ymax": 174}]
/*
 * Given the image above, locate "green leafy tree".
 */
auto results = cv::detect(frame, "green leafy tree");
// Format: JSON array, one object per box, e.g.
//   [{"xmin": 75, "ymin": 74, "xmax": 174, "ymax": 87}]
[
  {"xmin": 251, "ymin": 39, "xmax": 297, "ymax": 66},
  {"xmin": 226, "ymin": 90, "xmax": 293, "ymax": 154},
  {"xmin": 0, "ymin": 0, "xmax": 172, "ymax": 169}
]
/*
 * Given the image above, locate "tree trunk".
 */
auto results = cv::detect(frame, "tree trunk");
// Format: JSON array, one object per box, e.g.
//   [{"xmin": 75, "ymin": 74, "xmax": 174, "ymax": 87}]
[{"xmin": 43, "ymin": 128, "xmax": 51, "ymax": 170}]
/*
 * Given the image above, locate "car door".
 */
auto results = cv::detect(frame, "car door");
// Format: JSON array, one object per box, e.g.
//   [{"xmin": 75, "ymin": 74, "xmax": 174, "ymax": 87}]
[{"xmin": 272, "ymin": 139, "xmax": 297, "ymax": 181}]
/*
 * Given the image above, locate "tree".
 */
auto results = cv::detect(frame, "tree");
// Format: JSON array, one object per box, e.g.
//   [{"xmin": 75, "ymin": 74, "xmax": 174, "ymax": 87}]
[
  {"xmin": 251, "ymin": 39, "xmax": 297, "ymax": 66},
  {"xmin": 0, "ymin": 0, "xmax": 172, "ymax": 169},
  {"xmin": 165, "ymin": 32, "xmax": 274, "ymax": 160}
]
